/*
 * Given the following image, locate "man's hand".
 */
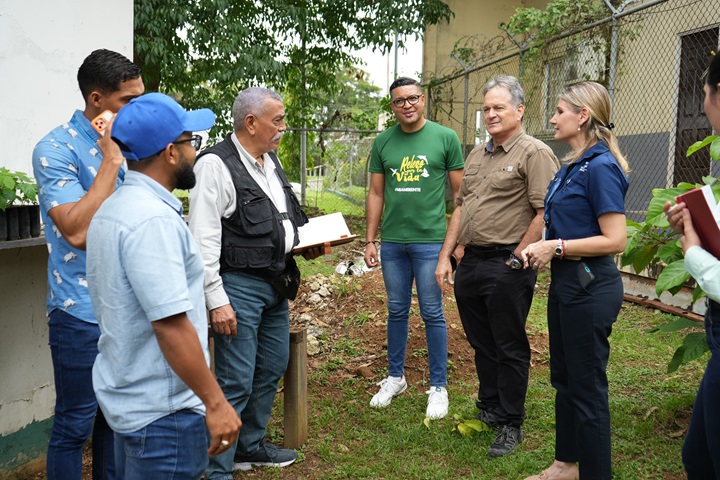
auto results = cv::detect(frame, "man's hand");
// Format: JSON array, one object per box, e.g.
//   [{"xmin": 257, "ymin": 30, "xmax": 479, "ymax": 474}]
[
  {"xmin": 364, "ymin": 243, "xmax": 379, "ymax": 268},
  {"xmin": 435, "ymin": 257, "xmax": 454, "ymax": 292},
  {"xmin": 679, "ymin": 208, "xmax": 701, "ymax": 253},
  {"xmin": 96, "ymin": 116, "xmax": 126, "ymax": 169},
  {"xmin": 664, "ymin": 201, "xmax": 686, "ymax": 235},
  {"xmin": 210, "ymin": 304, "xmax": 237, "ymax": 337},
  {"xmin": 206, "ymin": 398, "xmax": 242, "ymax": 457},
  {"xmin": 301, "ymin": 245, "xmax": 324, "ymax": 260}
]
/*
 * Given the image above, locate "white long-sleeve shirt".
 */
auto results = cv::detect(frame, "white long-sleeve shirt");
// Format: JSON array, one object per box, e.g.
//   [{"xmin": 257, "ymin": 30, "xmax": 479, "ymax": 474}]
[
  {"xmin": 188, "ymin": 132, "xmax": 294, "ymax": 310},
  {"xmin": 685, "ymin": 245, "xmax": 720, "ymax": 303}
]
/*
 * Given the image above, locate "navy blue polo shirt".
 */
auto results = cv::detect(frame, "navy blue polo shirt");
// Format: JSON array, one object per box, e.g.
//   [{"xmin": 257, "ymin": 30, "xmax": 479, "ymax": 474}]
[{"xmin": 544, "ymin": 142, "xmax": 628, "ymax": 240}]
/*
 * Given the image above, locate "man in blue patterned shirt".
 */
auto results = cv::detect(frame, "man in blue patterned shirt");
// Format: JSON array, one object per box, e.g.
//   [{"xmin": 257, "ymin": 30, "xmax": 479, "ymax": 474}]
[{"xmin": 31, "ymin": 49, "xmax": 143, "ymax": 480}]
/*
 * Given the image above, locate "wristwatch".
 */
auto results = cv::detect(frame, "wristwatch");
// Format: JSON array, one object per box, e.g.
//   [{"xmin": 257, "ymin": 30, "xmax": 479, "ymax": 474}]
[
  {"xmin": 508, "ymin": 253, "xmax": 523, "ymax": 270},
  {"xmin": 554, "ymin": 239, "xmax": 564, "ymax": 258}
]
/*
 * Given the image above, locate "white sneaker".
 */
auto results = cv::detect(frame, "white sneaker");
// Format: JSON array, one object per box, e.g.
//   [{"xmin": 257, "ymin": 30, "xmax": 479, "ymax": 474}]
[
  {"xmin": 425, "ymin": 386, "xmax": 449, "ymax": 419},
  {"xmin": 370, "ymin": 376, "xmax": 407, "ymax": 407}
]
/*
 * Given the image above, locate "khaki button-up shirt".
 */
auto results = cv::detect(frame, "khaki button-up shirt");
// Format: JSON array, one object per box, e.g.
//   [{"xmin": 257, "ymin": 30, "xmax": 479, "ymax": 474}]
[{"xmin": 456, "ymin": 129, "xmax": 559, "ymax": 246}]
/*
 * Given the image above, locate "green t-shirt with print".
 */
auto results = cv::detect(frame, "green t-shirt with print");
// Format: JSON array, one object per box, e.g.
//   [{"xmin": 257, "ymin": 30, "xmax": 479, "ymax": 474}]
[{"xmin": 369, "ymin": 120, "xmax": 464, "ymax": 243}]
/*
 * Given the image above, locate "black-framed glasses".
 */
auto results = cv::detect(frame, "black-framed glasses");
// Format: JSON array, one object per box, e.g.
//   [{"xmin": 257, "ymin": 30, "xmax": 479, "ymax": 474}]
[
  {"xmin": 172, "ymin": 134, "xmax": 203, "ymax": 151},
  {"xmin": 391, "ymin": 94, "xmax": 422, "ymax": 108}
]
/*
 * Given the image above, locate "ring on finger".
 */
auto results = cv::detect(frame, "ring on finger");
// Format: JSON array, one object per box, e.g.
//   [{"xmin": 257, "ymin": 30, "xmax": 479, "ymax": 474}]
[{"xmin": 220, "ymin": 440, "xmax": 230, "ymax": 448}]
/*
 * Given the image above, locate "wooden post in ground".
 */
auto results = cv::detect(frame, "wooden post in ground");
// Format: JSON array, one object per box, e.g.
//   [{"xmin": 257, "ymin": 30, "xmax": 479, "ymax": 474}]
[{"xmin": 284, "ymin": 328, "xmax": 308, "ymax": 448}]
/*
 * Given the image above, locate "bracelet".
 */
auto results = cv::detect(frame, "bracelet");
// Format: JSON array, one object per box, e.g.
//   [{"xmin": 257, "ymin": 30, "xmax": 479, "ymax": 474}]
[
  {"xmin": 561, "ymin": 239, "xmax": 566, "ymax": 258},
  {"xmin": 365, "ymin": 240, "xmax": 380, "ymax": 247}
]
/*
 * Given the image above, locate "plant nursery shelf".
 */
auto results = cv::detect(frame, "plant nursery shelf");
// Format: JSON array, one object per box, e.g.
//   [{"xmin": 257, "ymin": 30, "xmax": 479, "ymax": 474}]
[{"xmin": 0, "ymin": 235, "xmax": 45, "ymax": 251}]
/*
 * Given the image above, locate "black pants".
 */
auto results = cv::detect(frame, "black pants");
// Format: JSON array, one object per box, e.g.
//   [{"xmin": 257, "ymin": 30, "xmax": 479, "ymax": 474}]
[
  {"xmin": 454, "ymin": 252, "xmax": 536, "ymax": 427},
  {"xmin": 548, "ymin": 255, "xmax": 622, "ymax": 480},
  {"xmin": 682, "ymin": 300, "xmax": 720, "ymax": 479}
]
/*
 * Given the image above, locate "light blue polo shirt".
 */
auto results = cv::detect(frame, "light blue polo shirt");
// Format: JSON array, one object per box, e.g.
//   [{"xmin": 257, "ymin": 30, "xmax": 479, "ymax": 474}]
[
  {"xmin": 32, "ymin": 110, "xmax": 125, "ymax": 323},
  {"xmin": 86, "ymin": 171, "xmax": 207, "ymax": 433}
]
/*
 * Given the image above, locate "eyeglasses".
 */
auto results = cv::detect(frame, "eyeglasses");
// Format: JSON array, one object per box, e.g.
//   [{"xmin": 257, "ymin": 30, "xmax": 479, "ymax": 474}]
[
  {"xmin": 172, "ymin": 134, "xmax": 203, "ymax": 151},
  {"xmin": 391, "ymin": 94, "xmax": 422, "ymax": 108}
]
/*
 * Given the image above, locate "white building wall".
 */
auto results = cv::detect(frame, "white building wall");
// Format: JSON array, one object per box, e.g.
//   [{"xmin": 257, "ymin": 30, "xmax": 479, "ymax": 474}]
[{"xmin": 0, "ymin": 1, "xmax": 133, "ymax": 174}]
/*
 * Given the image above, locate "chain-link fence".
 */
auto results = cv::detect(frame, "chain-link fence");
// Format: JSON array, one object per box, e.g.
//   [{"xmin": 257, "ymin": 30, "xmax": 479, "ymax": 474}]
[
  {"xmin": 427, "ymin": 0, "xmax": 719, "ymax": 226},
  {"xmin": 284, "ymin": 129, "xmax": 378, "ymax": 218}
]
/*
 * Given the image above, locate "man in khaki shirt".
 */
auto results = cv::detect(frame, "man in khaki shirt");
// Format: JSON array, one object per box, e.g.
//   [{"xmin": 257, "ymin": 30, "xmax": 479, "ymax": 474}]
[{"xmin": 435, "ymin": 75, "xmax": 559, "ymax": 458}]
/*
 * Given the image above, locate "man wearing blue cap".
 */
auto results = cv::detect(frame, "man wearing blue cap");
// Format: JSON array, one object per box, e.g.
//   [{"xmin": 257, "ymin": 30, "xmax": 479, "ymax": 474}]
[{"xmin": 86, "ymin": 93, "xmax": 242, "ymax": 479}]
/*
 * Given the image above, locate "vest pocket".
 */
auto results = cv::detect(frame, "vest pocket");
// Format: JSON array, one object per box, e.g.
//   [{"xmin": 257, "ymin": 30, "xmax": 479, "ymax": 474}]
[
  {"xmin": 225, "ymin": 245, "xmax": 274, "ymax": 268},
  {"xmin": 240, "ymin": 196, "xmax": 274, "ymax": 236}
]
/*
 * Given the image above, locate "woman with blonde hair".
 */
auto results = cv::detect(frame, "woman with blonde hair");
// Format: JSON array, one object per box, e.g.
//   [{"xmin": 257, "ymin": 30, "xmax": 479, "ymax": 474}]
[{"xmin": 521, "ymin": 81, "xmax": 629, "ymax": 480}]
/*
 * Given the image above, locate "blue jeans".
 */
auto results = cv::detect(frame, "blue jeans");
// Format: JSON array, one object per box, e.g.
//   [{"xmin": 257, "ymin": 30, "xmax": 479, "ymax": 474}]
[
  {"xmin": 380, "ymin": 242, "xmax": 447, "ymax": 387},
  {"xmin": 683, "ymin": 300, "xmax": 720, "ymax": 479},
  {"xmin": 47, "ymin": 310, "xmax": 114, "ymax": 480},
  {"xmin": 114, "ymin": 409, "xmax": 207, "ymax": 479},
  {"xmin": 206, "ymin": 271, "xmax": 290, "ymax": 480}
]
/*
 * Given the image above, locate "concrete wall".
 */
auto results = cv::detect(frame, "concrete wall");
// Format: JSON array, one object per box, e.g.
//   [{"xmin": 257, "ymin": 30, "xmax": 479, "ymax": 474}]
[
  {"xmin": 0, "ymin": 1, "xmax": 133, "ymax": 476},
  {"xmin": 0, "ymin": 1, "xmax": 134, "ymax": 174},
  {"xmin": 422, "ymin": 0, "xmax": 549, "ymax": 82}
]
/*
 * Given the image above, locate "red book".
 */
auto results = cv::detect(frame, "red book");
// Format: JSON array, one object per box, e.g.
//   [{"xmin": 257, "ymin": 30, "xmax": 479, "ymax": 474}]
[{"xmin": 676, "ymin": 185, "xmax": 720, "ymax": 258}]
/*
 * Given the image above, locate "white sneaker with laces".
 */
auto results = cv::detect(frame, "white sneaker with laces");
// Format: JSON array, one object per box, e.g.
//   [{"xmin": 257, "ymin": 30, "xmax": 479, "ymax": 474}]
[
  {"xmin": 370, "ymin": 376, "xmax": 407, "ymax": 407},
  {"xmin": 425, "ymin": 386, "xmax": 449, "ymax": 419}
]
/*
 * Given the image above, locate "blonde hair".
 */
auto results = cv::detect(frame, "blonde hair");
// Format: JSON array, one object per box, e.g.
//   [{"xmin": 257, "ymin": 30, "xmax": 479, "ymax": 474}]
[{"xmin": 559, "ymin": 81, "xmax": 629, "ymax": 173}]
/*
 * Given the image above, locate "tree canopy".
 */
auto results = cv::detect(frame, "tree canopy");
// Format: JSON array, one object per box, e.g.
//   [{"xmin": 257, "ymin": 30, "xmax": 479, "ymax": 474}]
[{"xmin": 134, "ymin": 0, "xmax": 453, "ymax": 142}]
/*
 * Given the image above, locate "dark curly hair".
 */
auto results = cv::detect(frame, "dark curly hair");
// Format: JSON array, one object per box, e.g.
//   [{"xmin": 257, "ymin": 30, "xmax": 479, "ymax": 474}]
[{"xmin": 77, "ymin": 49, "xmax": 141, "ymax": 100}]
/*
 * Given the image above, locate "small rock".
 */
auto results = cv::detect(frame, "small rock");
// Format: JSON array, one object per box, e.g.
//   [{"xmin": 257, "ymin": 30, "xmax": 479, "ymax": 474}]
[
  {"xmin": 308, "ymin": 293, "xmax": 322, "ymax": 304},
  {"xmin": 356, "ymin": 366, "xmax": 374, "ymax": 378},
  {"xmin": 318, "ymin": 286, "xmax": 330, "ymax": 297}
]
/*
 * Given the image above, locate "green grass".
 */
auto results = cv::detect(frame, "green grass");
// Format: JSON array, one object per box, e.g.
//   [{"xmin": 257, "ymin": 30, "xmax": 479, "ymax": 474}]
[
  {"xmin": 247, "ymin": 271, "xmax": 705, "ymax": 479},
  {"xmin": 304, "ymin": 187, "xmax": 366, "ymax": 217}
]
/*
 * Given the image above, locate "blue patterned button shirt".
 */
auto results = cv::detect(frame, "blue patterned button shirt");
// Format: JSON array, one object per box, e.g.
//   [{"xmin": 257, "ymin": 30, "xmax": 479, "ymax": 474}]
[{"xmin": 32, "ymin": 110, "xmax": 125, "ymax": 323}]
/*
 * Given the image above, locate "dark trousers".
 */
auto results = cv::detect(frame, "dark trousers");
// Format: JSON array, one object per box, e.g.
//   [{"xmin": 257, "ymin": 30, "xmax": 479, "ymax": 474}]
[
  {"xmin": 454, "ymin": 252, "xmax": 536, "ymax": 427},
  {"xmin": 682, "ymin": 300, "xmax": 720, "ymax": 479},
  {"xmin": 548, "ymin": 255, "xmax": 622, "ymax": 480}
]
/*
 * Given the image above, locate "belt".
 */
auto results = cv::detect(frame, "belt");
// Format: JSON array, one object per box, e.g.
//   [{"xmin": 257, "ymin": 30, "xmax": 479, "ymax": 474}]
[{"xmin": 465, "ymin": 244, "xmax": 518, "ymax": 260}]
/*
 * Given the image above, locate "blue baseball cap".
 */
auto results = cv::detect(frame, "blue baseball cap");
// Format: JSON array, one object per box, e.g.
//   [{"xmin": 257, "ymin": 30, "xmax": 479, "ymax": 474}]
[{"xmin": 111, "ymin": 92, "xmax": 216, "ymax": 161}]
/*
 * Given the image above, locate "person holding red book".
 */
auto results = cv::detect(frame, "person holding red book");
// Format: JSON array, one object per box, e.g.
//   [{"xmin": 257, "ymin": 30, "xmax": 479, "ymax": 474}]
[{"xmin": 664, "ymin": 51, "xmax": 720, "ymax": 479}]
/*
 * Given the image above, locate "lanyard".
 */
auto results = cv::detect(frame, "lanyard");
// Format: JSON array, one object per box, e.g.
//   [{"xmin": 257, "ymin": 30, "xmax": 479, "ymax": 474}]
[{"xmin": 543, "ymin": 161, "xmax": 584, "ymax": 227}]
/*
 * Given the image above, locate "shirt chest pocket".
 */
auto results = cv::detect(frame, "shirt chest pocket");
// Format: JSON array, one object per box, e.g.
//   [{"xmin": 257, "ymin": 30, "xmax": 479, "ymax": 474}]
[{"xmin": 490, "ymin": 164, "xmax": 522, "ymax": 190}]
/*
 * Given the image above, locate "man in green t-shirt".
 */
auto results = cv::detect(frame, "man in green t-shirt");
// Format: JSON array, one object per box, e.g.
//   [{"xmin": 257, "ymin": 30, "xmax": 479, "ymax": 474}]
[{"xmin": 364, "ymin": 77, "xmax": 464, "ymax": 419}]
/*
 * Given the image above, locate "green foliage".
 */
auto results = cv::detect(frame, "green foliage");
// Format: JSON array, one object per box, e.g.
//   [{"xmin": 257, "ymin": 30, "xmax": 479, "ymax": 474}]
[
  {"xmin": 0, "ymin": 168, "xmax": 38, "ymax": 211},
  {"xmin": 134, "ymin": 0, "xmax": 453, "ymax": 145},
  {"xmin": 279, "ymin": 69, "xmax": 384, "ymax": 181},
  {"xmin": 622, "ymin": 136, "xmax": 720, "ymax": 369}
]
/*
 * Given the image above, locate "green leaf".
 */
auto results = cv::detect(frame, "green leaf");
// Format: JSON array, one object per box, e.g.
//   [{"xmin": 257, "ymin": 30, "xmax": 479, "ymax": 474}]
[
  {"xmin": 681, "ymin": 331, "xmax": 709, "ymax": 363},
  {"xmin": 656, "ymin": 240, "xmax": 682, "ymax": 263},
  {"xmin": 457, "ymin": 423, "xmax": 475, "ymax": 437},
  {"xmin": 711, "ymin": 137, "xmax": 720, "ymax": 161},
  {"xmin": 462, "ymin": 419, "xmax": 490, "ymax": 433},
  {"xmin": 647, "ymin": 317, "xmax": 700, "ymax": 333},
  {"xmin": 632, "ymin": 244, "xmax": 658, "ymax": 274},
  {"xmin": 423, "ymin": 417, "xmax": 432, "ymax": 429},
  {"xmin": 655, "ymin": 260, "xmax": 690, "ymax": 296},
  {"xmin": 692, "ymin": 284, "xmax": 706, "ymax": 303},
  {"xmin": 686, "ymin": 135, "xmax": 718, "ymax": 157},
  {"xmin": 667, "ymin": 346, "xmax": 685, "ymax": 373}
]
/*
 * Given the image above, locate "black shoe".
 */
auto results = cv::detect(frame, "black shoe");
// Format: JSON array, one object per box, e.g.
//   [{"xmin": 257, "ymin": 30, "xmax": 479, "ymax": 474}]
[
  {"xmin": 488, "ymin": 424, "xmax": 524, "ymax": 458},
  {"xmin": 474, "ymin": 409, "xmax": 500, "ymax": 430},
  {"xmin": 233, "ymin": 440, "xmax": 298, "ymax": 471}
]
